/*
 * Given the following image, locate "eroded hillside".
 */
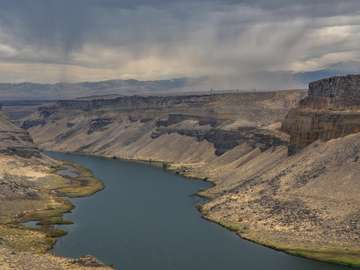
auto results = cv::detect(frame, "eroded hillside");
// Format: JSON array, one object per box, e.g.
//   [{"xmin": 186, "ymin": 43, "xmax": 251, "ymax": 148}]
[
  {"xmin": 23, "ymin": 90, "xmax": 304, "ymax": 155},
  {"xmin": 21, "ymin": 83, "xmax": 360, "ymax": 266}
]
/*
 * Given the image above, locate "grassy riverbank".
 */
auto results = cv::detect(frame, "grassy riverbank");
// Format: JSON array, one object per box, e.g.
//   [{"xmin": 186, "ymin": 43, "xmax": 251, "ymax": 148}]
[
  {"xmin": 201, "ymin": 214, "xmax": 360, "ymax": 268},
  {"xmin": 26, "ymin": 150, "xmax": 360, "ymax": 268},
  {"xmin": 3, "ymin": 160, "xmax": 104, "ymax": 253},
  {"xmin": 109, "ymin": 154, "xmax": 360, "ymax": 268}
]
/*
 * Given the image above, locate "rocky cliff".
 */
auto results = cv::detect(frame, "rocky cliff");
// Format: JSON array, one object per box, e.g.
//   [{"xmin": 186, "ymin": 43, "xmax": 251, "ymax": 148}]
[
  {"xmin": 282, "ymin": 75, "xmax": 360, "ymax": 154},
  {"xmin": 306, "ymin": 74, "xmax": 360, "ymax": 109}
]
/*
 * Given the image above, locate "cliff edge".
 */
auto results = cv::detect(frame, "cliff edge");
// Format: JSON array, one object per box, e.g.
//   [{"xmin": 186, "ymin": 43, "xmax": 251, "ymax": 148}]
[{"xmin": 282, "ymin": 75, "xmax": 360, "ymax": 154}]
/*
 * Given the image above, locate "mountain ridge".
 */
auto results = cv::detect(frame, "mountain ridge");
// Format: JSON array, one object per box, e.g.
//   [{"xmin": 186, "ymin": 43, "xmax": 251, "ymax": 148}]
[{"xmin": 0, "ymin": 77, "xmax": 201, "ymax": 100}]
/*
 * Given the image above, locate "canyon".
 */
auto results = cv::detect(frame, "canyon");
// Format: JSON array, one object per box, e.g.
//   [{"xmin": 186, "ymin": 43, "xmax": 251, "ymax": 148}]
[{"xmin": 1, "ymin": 74, "xmax": 360, "ymax": 268}]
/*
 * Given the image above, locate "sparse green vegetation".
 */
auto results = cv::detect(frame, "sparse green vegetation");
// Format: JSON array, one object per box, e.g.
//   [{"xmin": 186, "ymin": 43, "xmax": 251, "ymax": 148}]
[
  {"xmin": 2, "ymin": 159, "xmax": 105, "ymax": 255},
  {"xmin": 288, "ymin": 249, "xmax": 360, "ymax": 268},
  {"xmin": 0, "ymin": 225, "xmax": 56, "ymax": 253},
  {"xmin": 162, "ymin": 162, "xmax": 169, "ymax": 170}
]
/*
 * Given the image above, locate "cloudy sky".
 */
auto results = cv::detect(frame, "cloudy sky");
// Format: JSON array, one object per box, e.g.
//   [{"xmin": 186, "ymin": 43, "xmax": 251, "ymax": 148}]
[{"xmin": 0, "ymin": 0, "xmax": 359, "ymax": 89}]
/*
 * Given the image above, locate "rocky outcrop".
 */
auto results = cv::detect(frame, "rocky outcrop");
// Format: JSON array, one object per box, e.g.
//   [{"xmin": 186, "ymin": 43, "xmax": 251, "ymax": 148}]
[
  {"xmin": 21, "ymin": 119, "xmax": 46, "ymax": 129},
  {"xmin": 282, "ymin": 74, "xmax": 360, "ymax": 154},
  {"xmin": 88, "ymin": 118, "xmax": 113, "ymax": 134},
  {"xmin": 152, "ymin": 127, "xmax": 287, "ymax": 155},
  {"xmin": 305, "ymin": 74, "xmax": 360, "ymax": 109},
  {"xmin": 156, "ymin": 113, "xmax": 220, "ymax": 128}
]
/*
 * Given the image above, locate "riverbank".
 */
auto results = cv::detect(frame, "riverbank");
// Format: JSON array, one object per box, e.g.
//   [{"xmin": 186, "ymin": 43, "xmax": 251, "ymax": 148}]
[
  {"xmin": 0, "ymin": 109, "xmax": 113, "ymax": 269},
  {"xmin": 18, "ymin": 160, "xmax": 104, "ymax": 233},
  {"xmin": 0, "ymin": 152, "xmax": 111, "ymax": 269},
  {"xmin": 201, "ymin": 214, "xmax": 360, "ymax": 268},
  {"xmin": 58, "ymin": 150, "xmax": 360, "ymax": 268},
  {"xmin": 48, "ymin": 151, "xmax": 347, "ymax": 270},
  {"xmin": 165, "ymin": 158, "xmax": 360, "ymax": 268}
]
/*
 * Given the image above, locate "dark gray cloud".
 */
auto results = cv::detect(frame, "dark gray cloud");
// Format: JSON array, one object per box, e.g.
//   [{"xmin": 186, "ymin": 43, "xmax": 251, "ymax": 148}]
[{"xmin": 0, "ymin": 0, "xmax": 360, "ymax": 88}]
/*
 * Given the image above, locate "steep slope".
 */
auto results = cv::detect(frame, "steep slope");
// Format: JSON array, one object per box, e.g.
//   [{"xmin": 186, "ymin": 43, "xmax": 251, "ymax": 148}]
[
  {"xmin": 202, "ymin": 133, "xmax": 360, "ymax": 266},
  {"xmin": 24, "ymin": 90, "xmax": 303, "ymax": 155}
]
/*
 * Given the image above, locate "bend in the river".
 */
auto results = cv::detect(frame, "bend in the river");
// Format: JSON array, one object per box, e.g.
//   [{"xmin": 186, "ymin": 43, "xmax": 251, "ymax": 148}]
[{"xmin": 47, "ymin": 152, "xmax": 350, "ymax": 270}]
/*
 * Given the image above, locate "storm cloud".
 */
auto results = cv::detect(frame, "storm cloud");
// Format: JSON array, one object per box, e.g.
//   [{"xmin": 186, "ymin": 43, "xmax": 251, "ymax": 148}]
[{"xmin": 0, "ymin": 0, "xmax": 360, "ymax": 89}]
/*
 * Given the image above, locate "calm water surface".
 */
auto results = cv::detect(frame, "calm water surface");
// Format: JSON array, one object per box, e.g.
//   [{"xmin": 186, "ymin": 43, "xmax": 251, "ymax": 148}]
[{"xmin": 47, "ymin": 152, "xmax": 350, "ymax": 270}]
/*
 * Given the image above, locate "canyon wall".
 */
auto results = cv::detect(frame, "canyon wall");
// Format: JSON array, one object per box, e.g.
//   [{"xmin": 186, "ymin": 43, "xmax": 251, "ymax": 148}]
[
  {"xmin": 23, "ymin": 91, "xmax": 303, "ymax": 156},
  {"xmin": 21, "ymin": 86, "xmax": 360, "ymax": 266},
  {"xmin": 282, "ymin": 75, "xmax": 360, "ymax": 154}
]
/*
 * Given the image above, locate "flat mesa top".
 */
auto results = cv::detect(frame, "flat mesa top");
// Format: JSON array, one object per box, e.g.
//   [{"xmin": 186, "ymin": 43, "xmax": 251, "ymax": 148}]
[{"xmin": 309, "ymin": 74, "xmax": 360, "ymax": 98}]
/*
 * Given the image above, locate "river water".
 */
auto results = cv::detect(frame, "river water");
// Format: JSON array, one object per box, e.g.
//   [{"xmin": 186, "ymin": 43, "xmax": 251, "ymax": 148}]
[{"xmin": 47, "ymin": 152, "xmax": 350, "ymax": 270}]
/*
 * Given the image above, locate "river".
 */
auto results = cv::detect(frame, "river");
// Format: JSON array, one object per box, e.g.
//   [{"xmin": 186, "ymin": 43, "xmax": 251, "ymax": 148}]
[{"xmin": 47, "ymin": 152, "xmax": 350, "ymax": 270}]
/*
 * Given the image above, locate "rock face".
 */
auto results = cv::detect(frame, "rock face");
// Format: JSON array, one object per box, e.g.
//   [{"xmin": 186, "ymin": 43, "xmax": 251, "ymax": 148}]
[
  {"xmin": 282, "ymin": 74, "xmax": 360, "ymax": 154},
  {"xmin": 88, "ymin": 118, "xmax": 113, "ymax": 134},
  {"xmin": 156, "ymin": 113, "xmax": 220, "ymax": 128},
  {"xmin": 307, "ymin": 74, "xmax": 360, "ymax": 109},
  {"xmin": 21, "ymin": 119, "xmax": 46, "ymax": 130}
]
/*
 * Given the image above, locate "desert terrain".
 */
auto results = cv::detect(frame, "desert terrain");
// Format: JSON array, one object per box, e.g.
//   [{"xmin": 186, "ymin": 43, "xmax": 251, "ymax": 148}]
[
  {"xmin": 2, "ymin": 75, "xmax": 360, "ymax": 267},
  {"xmin": 0, "ymin": 111, "xmax": 111, "ymax": 269}
]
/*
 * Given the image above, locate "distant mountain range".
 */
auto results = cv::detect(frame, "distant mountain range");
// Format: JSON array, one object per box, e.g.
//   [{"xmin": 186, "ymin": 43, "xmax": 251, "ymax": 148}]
[
  {"xmin": 1, "ymin": 62, "xmax": 359, "ymax": 100},
  {"xmin": 0, "ymin": 78, "xmax": 201, "ymax": 100}
]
